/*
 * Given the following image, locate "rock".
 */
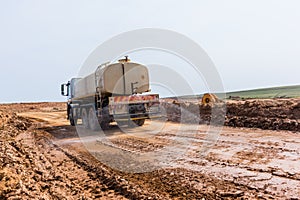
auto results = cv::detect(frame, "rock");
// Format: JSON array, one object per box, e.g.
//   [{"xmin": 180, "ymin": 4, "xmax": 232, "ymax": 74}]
[{"xmin": 0, "ymin": 172, "xmax": 5, "ymax": 181}]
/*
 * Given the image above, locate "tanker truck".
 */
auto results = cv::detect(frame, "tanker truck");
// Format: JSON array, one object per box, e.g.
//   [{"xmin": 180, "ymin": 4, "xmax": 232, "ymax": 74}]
[{"xmin": 61, "ymin": 57, "xmax": 161, "ymax": 130}]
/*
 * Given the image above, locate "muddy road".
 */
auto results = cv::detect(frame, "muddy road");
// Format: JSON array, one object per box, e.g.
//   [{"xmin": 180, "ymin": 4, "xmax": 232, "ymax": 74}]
[{"xmin": 1, "ymin": 102, "xmax": 300, "ymax": 199}]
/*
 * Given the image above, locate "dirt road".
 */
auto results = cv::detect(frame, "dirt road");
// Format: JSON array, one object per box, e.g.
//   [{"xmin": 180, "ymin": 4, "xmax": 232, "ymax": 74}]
[{"xmin": 1, "ymin": 103, "xmax": 300, "ymax": 199}]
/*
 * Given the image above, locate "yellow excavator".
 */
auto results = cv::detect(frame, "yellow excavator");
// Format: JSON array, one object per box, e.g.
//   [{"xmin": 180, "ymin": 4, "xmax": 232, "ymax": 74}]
[{"xmin": 201, "ymin": 93, "xmax": 221, "ymax": 106}]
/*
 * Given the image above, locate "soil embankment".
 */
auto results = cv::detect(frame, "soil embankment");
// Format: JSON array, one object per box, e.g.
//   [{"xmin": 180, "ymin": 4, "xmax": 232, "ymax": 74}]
[{"xmin": 162, "ymin": 98, "xmax": 300, "ymax": 131}]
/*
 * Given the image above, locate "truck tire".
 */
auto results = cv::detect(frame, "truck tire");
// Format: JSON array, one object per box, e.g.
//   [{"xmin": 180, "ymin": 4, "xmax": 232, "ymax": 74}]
[
  {"xmin": 133, "ymin": 119, "xmax": 145, "ymax": 126},
  {"xmin": 99, "ymin": 106, "xmax": 110, "ymax": 130},
  {"xmin": 69, "ymin": 108, "xmax": 77, "ymax": 126},
  {"xmin": 88, "ymin": 107, "xmax": 99, "ymax": 131},
  {"xmin": 100, "ymin": 121, "xmax": 110, "ymax": 130},
  {"xmin": 81, "ymin": 108, "xmax": 89, "ymax": 129},
  {"xmin": 117, "ymin": 119, "xmax": 145, "ymax": 128},
  {"xmin": 126, "ymin": 119, "xmax": 145, "ymax": 128}
]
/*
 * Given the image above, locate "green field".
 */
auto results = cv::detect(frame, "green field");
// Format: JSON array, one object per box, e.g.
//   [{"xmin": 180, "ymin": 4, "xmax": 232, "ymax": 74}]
[
  {"xmin": 169, "ymin": 85, "xmax": 300, "ymax": 100},
  {"xmin": 226, "ymin": 85, "xmax": 300, "ymax": 99}
]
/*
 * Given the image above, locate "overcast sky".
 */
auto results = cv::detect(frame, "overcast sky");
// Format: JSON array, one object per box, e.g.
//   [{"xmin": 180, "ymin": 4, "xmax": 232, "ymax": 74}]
[{"xmin": 0, "ymin": 0, "xmax": 299, "ymax": 102}]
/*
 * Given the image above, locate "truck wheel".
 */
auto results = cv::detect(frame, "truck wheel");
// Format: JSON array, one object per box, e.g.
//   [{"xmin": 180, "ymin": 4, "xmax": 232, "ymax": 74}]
[
  {"xmin": 99, "ymin": 106, "xmax": 110, "ymax": 130},
  {"xmin": 69, "ymin": 108, "xmax": 77, "ymax": 126},
  {"xmin": 88, "ymin": 107, "xmax": 99, "ymax": 131},
  {"xmin": 81, "ymin": 108, "xmax": 89, "ymax": 129},
  {"xmin": 134, "ymin": 119, "xmax": 145, "ymax": 126},
  {"xmin": 100, "ymin": 121, "xmax": 110, "ymax": 130},
  {"xmin": 126, "ymin": 119, "xmax": 145, "ymax": 128}
]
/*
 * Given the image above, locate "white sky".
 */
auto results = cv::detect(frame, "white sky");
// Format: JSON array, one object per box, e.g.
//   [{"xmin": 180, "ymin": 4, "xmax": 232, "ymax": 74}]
[{"xmin": 0, "ymin": 0, "xmax": 299, "ymax": 102}]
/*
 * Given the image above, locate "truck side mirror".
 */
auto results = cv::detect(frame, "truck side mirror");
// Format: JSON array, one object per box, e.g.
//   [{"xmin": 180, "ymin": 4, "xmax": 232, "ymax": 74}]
[{"xmin": 61, "ymin": 84, "xmax": 69, "ymax": 96}]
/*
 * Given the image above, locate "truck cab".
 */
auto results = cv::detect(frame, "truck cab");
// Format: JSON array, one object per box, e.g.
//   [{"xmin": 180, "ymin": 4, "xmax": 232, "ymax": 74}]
[{"xmin": 61, "ymin": 78, "xmax": 81, "ymax": 125}]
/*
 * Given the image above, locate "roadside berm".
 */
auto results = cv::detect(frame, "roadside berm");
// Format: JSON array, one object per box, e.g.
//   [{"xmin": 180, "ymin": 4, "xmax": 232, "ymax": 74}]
[{"xmin": 161, "ymin": 98, "xmax": 300, "ymax": 131}]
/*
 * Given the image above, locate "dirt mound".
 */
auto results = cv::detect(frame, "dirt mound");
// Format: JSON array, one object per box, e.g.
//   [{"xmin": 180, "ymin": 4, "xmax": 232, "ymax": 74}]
[
  {"xmin": 0, "ymin": 102, "xmax": 65, "ymax": 113},
  {"xmin": 0, "ymin": 110, "xmax": 31, "ymax": 139},
  {"xmin": 161, "ymin": 98, "xmax": 300, "ymax": 131},
  {"xmin": 226, "ymin": 99, "xmax": 300, "ymax": 131}
]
